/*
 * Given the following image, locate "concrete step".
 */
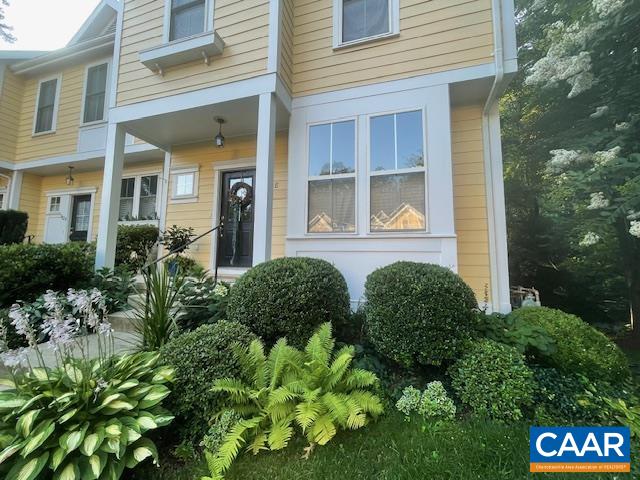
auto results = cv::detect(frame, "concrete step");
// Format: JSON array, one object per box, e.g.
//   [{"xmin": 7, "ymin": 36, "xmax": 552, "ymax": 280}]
[
  {"xmin": 108, "ymin": 309, "xmax": 137, "ymax": 333},
  {"xmin": 127, "ymin": 293, "xmax": 146, "ymax": 308}
]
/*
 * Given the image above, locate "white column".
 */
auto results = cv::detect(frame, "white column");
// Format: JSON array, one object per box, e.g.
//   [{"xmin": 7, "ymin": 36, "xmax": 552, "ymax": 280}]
[
  {"xmin": 7, "ymin": 171, "xmax": 23, "ymax": 210},
  {"xmin": 95, "ymin": 123, "xmax": 126, "ymax": 269},
  {"xmin": 253, "ymin": 92, "xmax": 277, "ymax": 265}
]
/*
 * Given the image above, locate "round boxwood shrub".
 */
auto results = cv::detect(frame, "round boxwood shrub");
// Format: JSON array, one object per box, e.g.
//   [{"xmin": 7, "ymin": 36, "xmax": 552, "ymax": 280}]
[
  {"xmin": 450, "ymin": 339, "xmax": 534, "ymax": 422},
  {"xmin": 508, "ymin": 307, "xmax": 630, "ymax": 383},
  {"xmin": 364, "ymin": 262, "xmax": 477, "ymax": 367},
  {"xmin": 226, "ymin": 257, "xmax": 350, "ymax": 347},
  {"xmin": 159, "ymin": 321, "xmax": 256, "ymax": 442}
]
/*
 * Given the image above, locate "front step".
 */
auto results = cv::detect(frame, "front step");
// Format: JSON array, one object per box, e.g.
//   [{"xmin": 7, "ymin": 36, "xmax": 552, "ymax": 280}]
[{"xmin": 108, "ymin": 309, "xmax": 137, "ymax": 333}]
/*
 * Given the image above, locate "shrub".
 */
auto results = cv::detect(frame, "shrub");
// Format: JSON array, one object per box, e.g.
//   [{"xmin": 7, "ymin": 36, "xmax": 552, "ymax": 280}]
[
  {"xmin": 176, "ymin": 274, "xmax": 230, "ymax": 332},
  {"xmin": 91, "ymin": 267, "xmax": 135, "ymax": 313},
  {"xmin": 115, "ymin": 224, "xmax": 159, "ymax": 271},
  {"xmin": 205, "ymin": 323, "xmax": 383, "ymax": 479},
  {"xmin": 474, "ymin": 311, "xmax": 556, "ymax": 357},
  {"xmin": 508, "ymin": 307, "xmax": 630, "ymax": 383},
  {"xmin": 0, "ymin": 242, "xmax": 95, "ymax": 307},
  {"xmin": 450, "ymin": 339, "xmax": 534, "ymax": 422},
  {"xmin": 396, "ymin": 382, "xmax": 456, "ymax": 422},
  {"xmin": 202, "ymin": 410, "xmax": 242, "ymax": 452},
  {"xmin": 0, "ymin": 210, "xmax": 28, "ymax": 245},
  {"xmin": 227, "ymin": 257, "xmax": 351, "ymax": 348},
  {"xmin": 364, "ymin": 262, "xmax": 478, "ymax": 368},
  {"xmin": 159, "ymin": 321, "xmax": 256, "ymax": 442}
]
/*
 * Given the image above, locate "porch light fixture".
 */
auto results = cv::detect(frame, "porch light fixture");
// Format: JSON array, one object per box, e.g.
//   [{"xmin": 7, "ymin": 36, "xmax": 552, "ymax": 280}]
[
  {"xmin": 66, "ymin": 166, "xmax": 75, "ymax": 186},
  {"xmin": 215, "ymin": 117, "xmax": 225, "ymax": 148}
]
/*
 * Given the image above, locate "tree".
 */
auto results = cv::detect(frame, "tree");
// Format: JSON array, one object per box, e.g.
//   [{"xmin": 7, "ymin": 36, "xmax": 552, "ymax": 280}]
[{"xmin": 0, "ymin": 0, "xmax": 15, "ymax": 44}]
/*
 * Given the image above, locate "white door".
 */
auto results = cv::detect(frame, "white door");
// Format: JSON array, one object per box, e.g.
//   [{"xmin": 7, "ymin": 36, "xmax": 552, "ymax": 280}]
[{"xmin": 44, "ymin": 194, "xmax": 71, "ymax": 244}]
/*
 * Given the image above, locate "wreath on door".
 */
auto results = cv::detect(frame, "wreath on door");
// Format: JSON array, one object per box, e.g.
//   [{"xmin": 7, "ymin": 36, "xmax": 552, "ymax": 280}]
[{"xmin": 229, "ymin": 181, "xmax": 253, "ymax": 208}]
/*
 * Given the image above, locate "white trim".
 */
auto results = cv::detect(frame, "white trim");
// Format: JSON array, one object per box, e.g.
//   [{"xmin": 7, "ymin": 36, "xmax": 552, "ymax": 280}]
[
  {"xmin": 332, "ymin": 0, "xmax": 400, "ymax": 50},
  {"xmin": 158, "ymin": 150, "xmax": 172, "ymax": 237},
  {"xmin": 119, "ymin": 172, "xmax": 162, "ymax": 221},
  {"xmin": 209, "ymin": 158, "xmax": 256, "ymax": 272},
  {"xmin": 162, "ymin": 0, "xmax": 214, "ymax": 43},
  {"xmin": 139, "ymin": 31, "xmax": 224, "ymax": 73},
  {"xmin": 68, "ymin": 0, "xmax": 118, "ymax": 46},
  {"xmin": 267, "ymin": 0, "xmax": 282, "ymax": 73},
  {"xmin": 80, "ymin": 58, "xmax": 112, "ymax": 126},
  {"xmin": 32, "ymin": 74, "xmax": 63, "ymax": 136},
  {"xmin": 108, "ymin": 0, "xmax": 124, "ymax": 109},
  {"xmin": 45, "ymin": 187, "xmax": 98, "ymax": 197},
  {"xmin": 170, "ymin": 166, "xmax": 200, "ymax": 202},
  {"xmin": 7, "ymin": 171, "xmax": 23, "ymax": 210},
  {"xmin": 43, "ymin": 190, "xmax": 97, "ymax": 244}
]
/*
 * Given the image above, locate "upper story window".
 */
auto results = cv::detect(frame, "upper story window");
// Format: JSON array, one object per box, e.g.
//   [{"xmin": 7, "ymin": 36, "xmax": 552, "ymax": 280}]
[
  {"xmin": 0, "ymin": 192, "xmax": 5, "ymax": 210},
  {"xmin": 335, "ymin": 0, "xmax": 399, "ymax": 48},
  {"xmin": 170, "ymin": 0, "xmax": 206, "ymax": 41},
  {"xmin": 34, "ymin": 77, "xmax": 60, "ymax": 134},
  {"xmin": 83, "ymin": 63, "xmax": 108, "ymax": 124},
  {"xmin": 119, "ymin": 175, "xmax": 159, "ymax": 221},
  {"xmin": 369, "ymin": 110, "xmax": 426, "ymax": 232},
  {"xmin": 307, "ymin": 120, "xmax": 357, "ymax": 234}
]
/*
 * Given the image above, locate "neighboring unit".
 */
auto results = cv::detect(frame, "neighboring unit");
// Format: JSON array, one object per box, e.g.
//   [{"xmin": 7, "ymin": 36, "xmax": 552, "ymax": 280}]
[{"xmin": 0, "ymin": 0, "xmax": 517, "ymax": 312}]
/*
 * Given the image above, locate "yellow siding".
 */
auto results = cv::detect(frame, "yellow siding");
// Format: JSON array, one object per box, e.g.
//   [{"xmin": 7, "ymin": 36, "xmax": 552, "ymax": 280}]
[
  {"xmin": 165, "ymin": 133, "xmax": 288, "ymax": 268},
  {"xmin": 14, "ymin": 64, "xmax": 85, "ymax": 163},
  {"xmin": 291, "ymin": 0, "xmax": 494, "ymax": 96},
  {"xmin": 116, "ymin": 0, "xmax": 270, "ymax": 106},
  {"xmin": 451, "ymin": 105, "xmax": 491, "ymax": 301},
  {"xmin": 279, "ymin": 0, "xmax": 295, "ymax": 93},
  {"xmin": 19, "ymin": 173, "xmax": 42, "ymax": 240},
  {"xmin": 0, "ymin": 68, "xmax": 24, "ymax": 162}
]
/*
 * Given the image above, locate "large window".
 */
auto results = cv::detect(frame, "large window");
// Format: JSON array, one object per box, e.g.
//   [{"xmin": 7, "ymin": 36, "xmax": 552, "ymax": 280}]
[
  {"xmin": 83, "ymin": 63, "xmax": 108, "ymax": 124},
  {"xmin": 34, "ymin": 78, "xmax": 59, "ymax": 134},
  {"xmin": 338, "ymin": 0, "xmax": 398, "ymax": 46},
  {"xmin": 170, "ymin": 0, "xmax": 206, "ymax": 41},
  {"xmin": 369, "ymin": 110, "xmax": 426, "ymax": 232},
  {"xmin": 119, "ymin": 175, "xmax": 159, "ymax": 221},
  {"xmin": 307, "ymin": 120, "xmax": 356, "ymax": 233}
]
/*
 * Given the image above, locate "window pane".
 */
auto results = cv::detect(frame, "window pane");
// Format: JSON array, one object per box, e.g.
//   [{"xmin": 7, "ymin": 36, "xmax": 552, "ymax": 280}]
[
  {"xmin": 0, "ymin": 193, "xmax": 4, "ymax": 209},
  {"xmin": 308, "ymin": 178, "xmax": 355, "ymax": 233},
  {"xmin": 86, "ymin": 64, "xmax": 108, "ymax": 95},
  {"xmin": 332, "ymin": 120, "xmax": 355, "ymax": 174},
  {"xmin": 370, "ymin": 172, "xmax": 426, "ymax": 231},
  {"xmin": 397, "ymin": 110, "xmax": 424, "ymax": 168},
  {"xmin": 119, "ymin": 199, "xmax": 133, "ymax": 220},
  {"xmin": 176, "ymin": 173, "xmax": 194, "ymax": 196},
  {"xmin": 84, "ymin": 64, "xmax": 107, "ymax": 123},
  {"xmin": 35, "ymin": 79, "xmax": 57, "ymax": 133},
  {"xmin": 141, "ymin": 175, "xmax": 158, "ymax": 196},
  {"xmin": 120, "ymin": 178, "xmax": 135, "ymax": 198},
  {"xmin": 39, "ymin": 80, "xmax": 57, "ymax": 107},
  {"xmin": 343, "ymin": 0, "xmax": 389, "ymax": 43},
  {"xmin": 50, "ymin": 197, "xmax": 61, "ymax": 213},
  {"xmin": 370, "ymin": 114, "xmax": 395, "ymax": 171},
  {"xmin": 171, "ymin": 1, "xmax": 205, "ymax": 40},
  {"xmin": 139, "ymin": 197, "xmax": 157, "ymax": 219},
  {"xmin": 308, "ymin": 124, "xmax": 331, "ymax": 176}
]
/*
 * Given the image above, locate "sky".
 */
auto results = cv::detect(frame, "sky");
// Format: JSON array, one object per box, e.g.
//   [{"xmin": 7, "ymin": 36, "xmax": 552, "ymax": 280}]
[{"xmin": 0, "ymin": 0, "xmax": 102, "ymax": 51}]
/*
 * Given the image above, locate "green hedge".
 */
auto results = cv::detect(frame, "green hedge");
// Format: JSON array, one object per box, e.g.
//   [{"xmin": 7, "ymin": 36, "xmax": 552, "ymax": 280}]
[
  {"xmin": 0, "ymin": 210, "xmax": 28, "ymax": 245},
  {"xmin": 364, "ymin": 262, "xmax": 478, "ymax": 368},
  {"xmin": 508, "ymin": 307, "xmax": 630, "ymax": 383},
  {"xmin": 227, "ymin": 257, "xmax": 351, "ymax": 348},
  {"xmin": 0, "ymin": 242, "xmax": 95, "ymax": 307},
  {"xmin": 115, "ymin": 224, "xmax": 159, "ymax": 271}
]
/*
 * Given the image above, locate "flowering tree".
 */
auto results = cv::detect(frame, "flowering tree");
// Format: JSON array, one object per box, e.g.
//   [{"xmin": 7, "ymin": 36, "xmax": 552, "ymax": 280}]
[{"xmin": 507, "ymin": 0, "xmax": 640, "ymax": 332}]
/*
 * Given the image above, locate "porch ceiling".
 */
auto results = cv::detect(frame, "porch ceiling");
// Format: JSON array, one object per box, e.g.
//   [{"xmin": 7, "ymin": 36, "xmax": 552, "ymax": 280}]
[{"xmin": 122, "ymin": 95, "xmax": 290, "ymax": 149}]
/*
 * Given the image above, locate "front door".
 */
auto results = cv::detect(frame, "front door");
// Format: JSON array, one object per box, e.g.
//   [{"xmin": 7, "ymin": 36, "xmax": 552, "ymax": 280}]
[
  {"xmin": 44, "ymin": 194, "xmax": 71, "ymax": 244},
  {"xmin": 69, "ymin": 195, "xmax": 92, "ymax": 242},
  {"xmin": 217, "ymin": 169, "xmax": 255, "ymax": 268}
]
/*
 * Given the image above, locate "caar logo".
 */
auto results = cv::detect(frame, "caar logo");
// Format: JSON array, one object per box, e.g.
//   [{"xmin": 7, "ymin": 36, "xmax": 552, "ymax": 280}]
[{"xmin": 530, "ymin": 427, "xmax": 631, "ymax": 473}]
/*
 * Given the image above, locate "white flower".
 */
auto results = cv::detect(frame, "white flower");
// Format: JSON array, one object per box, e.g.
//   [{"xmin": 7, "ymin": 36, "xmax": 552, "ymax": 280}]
[
  {"xmin": 587, "ymin": 192, "xmax": 610, "ymax": 210},
  {"xmin": 97, "ymin": 322, "xmax": 113, "ymax": 337},
  {"xmin": 8, "ymin": 305, "xmax": 37, "ymax": 347},
  {"xmin": 593, "ymin": 0, "xmax": 625, "ymax": 18},
  {"xmin": 628, "ymin": 210, "xmax": 640, "ymax": 221},
  {"xmin": 548, "ymin": 149, "xmax": 590, "ymax": 172},
  {"xmin": 630, "ymin": 221, "xmax": 640, "ymax": 239},
  {"xmin": 1, "ymin": 347, "xmax": 29, "ymax": 369},
  {"xmin": 615, "ymin": 122, "xmax": 630, "ymax": 131},
  {"xmin": 41, "ymin": 315, "xmax": 77, "ymax": 351},
  {"xmin": 593, "ymin": 146, "xmax": 621, "ymax": 166},
  {"xmin": 213, "ymin": 283, "xmax": 228, "ymax": 297},
  {"xmin": 579, "ymin": 232, "xmax": 601, "ymax": 247},
  {"xmin": 590, "ymin": 106, "xmax": 609, "ymax": 118}
]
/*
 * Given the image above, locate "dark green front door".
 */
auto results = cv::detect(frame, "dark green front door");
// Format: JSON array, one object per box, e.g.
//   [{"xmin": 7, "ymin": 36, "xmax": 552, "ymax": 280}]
[{"xmin": 69, "ymin": 195, "xmax": 91, "ymax": 242}]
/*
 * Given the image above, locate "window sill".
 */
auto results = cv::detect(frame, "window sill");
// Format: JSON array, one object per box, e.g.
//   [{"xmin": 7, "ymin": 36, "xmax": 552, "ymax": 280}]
[
  {"xmin": 32, "ymin": 129, "xmax": 56, "ymax": 138},
  {"xmin": 170, "ymin": 195, "xmax": 198, "ymax": 204},
  {"xmin": 139, "ymin": 31, "xmax": 225, "ymax": 73},
  {"xmin": 118, "ymin": 219, "xmax": 160, "ymax": 226},
  {"xmin": 333, "ymin": 31, "xmax": 399, "ymax": 51},
  {"xmin": 288, "ymin": 232, "xmax": 456, "ymax": 240},
  {"xmin": 80, "ymin": 120, "xmax": 107, "ymax": 128}
]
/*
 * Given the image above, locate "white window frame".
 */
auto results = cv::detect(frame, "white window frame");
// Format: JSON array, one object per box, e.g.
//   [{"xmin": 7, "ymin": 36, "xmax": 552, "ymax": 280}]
[
  {"xmin": 119, "ymin": 173, "xmax": 162, "ymax": 222},
  {"xmin": 80, "ymin": 59, "xmax": 111, "ymax": 127},
  {"xmin": 170, "ymin": 166, "xmax": 200, "ymax": 203},
  {"xmin": 32, "ymin": 74, "xmax": 63, "ymax": 136},
  {"xmin": 48, "ymin": 195, "xmax": 62, "ymax": 214},
  {"xmin": 366, "ymin": 107, "xmax": 429, "ymax": 235},
  {"xmin": 0, "ymin": 190, "xmax": 6, "ymax": 210},
  {"xmin": 332, "ymin": 0, "xmax": 400, "ymax": 50},
  {"xmin": 305, "ymin": 117, "xmax": 359, "ymax": 235},
  {"xmin": 162, "ymin": 0, "xmax": 215, "ymax": 43}
]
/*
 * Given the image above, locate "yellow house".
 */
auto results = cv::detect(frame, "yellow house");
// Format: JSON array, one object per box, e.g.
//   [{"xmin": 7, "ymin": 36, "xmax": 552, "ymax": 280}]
[{"xmin": 0, "ymin": 0, "xmax": 517, "ymax": 312}]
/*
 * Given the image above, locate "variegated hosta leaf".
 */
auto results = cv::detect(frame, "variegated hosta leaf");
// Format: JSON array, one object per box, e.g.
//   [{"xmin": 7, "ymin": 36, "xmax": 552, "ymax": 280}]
[
  {"xmin": 0, "ymin": 392, "xmax": 26, "ymax": 411},
  {"xmin": 115, "ymin": 379, "xmax": 139, "ymax": 392},
  {"xmin": 124, "ymin": 438, "xmax": 158, "ymax": 469},
  {"xmin": 6, "ymin": 451, "xmax": 49, "ymax": 480},
  {"xmin": 137, "ymin": 385, "xmax": 171, "ymax": 410},
  {"xmin": 0, "ymin": 441, "xmax": 24, "ymax": 465},
  {"xmin": 84, "ymin": 451, "xmax": 107, "ymax": 479},
  {"xmin": 54, "ymin": 461, "xmax": 80, "ymax": 480},
  {"xmin": 50, "ymin": 446, "xmax": 67, "ymax": 471},
  {"xmin": 135, "ymin": 412, "xmax": 158, "ymax": 432},
  {"xmin": 20, "ymin": 419, "xmax": 55, "ymax": 457},
  {"xmin": 16, "ymin": 410, "xmax": 41, "ymax": 438},
  {"xmin": 151, "ymin": 366, "xmax": 175, "ymax": 384},
  {"xmin": 58, "ymin": 408, "xmax": 79, "ymax": 424},
  {"xmin": 58, "ymin": 422, "xmax": 89, "ymax": 453},
  {"xmin": 80, "ymin": 431, "xmax": 105, "ymax": 457}
]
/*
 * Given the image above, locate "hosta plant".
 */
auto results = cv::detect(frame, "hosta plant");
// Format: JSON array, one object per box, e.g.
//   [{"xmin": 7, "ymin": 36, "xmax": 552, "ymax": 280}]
[
  {"xmin": 204, "ymin": 323, "xmax": 384, "ymax": 479},
  {"xmin": 0, "ymin": 289, "xmax": 175, "ymax": 479}
]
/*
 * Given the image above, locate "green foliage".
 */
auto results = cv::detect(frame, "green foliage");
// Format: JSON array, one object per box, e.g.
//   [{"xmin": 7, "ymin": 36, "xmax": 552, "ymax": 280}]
[
  {"xmin": 115, "ymin": 224, "xmax": 159, "ymax": 272},
  {"xmin": 364, "ymin": 262, "xmax": 477, "ymax": 368},
  {"xmin": 133, "ymin": 266, "xmax": 185, "ymax": 351},
  {"xmin": 177, "ymin": 274, "xmax": 230, "ymax": 332},
  {"xmin": 474, "ymin": 311, "xmax": 556, "ymax": 357},
  {"xmin": 0, "ymin": 242, "xmax": 95, "ymax": 307},
  {"xmin": 202, "ymin": 411, "xmax": 243, "ymax": 453},
  {"xmin": 0, "ymin": 210, "xmax": 28, "ymax": 245},
  {"xmin": 508, "ymin": 307, "xmax": 630, "ymax": 382},
  {"xmin": 172, "ymin": 255, "xmax": 204, "ymax": 277},
  {"xmin": 204, "ymin": 323, "xmax": 383, "ymax": 480},
  {"xmin": 159, "ymin": 321, "xmax": 256, "ymax": 443},
  {"xmin": 91, "ymin": 268, "xmax": 135, "ymax": 313},
  {"xmin": 227, "ymin": 257, "xmax": 351, "ymax": 348},
  {"xmin": 396, "ymin": 382, "xmax": 456, "ymax": 422},
  {"xmin": 450, "ymin": 339, "xmax": 534, "ymax": 422},
  {"xmin": 605, "ymin": 398, "xmax": 640, "ymax": 439},
  {"xmin": 0, "ymin": 351, "xmax": 175, "ymax": 480},
  {"xmin": 162, "ymin": 225, "xmax": 195, "ymax": 255}
]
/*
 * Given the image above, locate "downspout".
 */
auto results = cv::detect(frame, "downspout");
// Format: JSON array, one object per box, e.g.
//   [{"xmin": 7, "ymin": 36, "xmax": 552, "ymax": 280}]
[{"xmin": 482, "ymin": 0, "xmax": 511, "ymax": 312}]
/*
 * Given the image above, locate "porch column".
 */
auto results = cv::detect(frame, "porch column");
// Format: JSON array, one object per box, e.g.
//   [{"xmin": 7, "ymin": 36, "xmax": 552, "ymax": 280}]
[
  {"xmin": 95, "ymin": 123, "xmax": 126, "ymax": 269},
  {"xmin": 7, "ymin": 171, "xmax": 23, "ymax": 210},
  {"xmin": 253, "ymin": 92, "xmax": 277, "ymax": 265}
]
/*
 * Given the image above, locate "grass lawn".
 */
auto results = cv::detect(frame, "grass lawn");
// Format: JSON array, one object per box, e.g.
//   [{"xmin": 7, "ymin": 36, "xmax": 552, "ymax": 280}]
[{"xmin": 131, "ymin": 412, "xmax": 638, "ymax": 480}]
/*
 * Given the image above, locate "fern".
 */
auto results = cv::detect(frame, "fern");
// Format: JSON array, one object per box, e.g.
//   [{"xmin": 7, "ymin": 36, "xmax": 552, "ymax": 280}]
[{"xmin": 203, "ymin": 323, "xmax": 383, "ymax": 479}]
